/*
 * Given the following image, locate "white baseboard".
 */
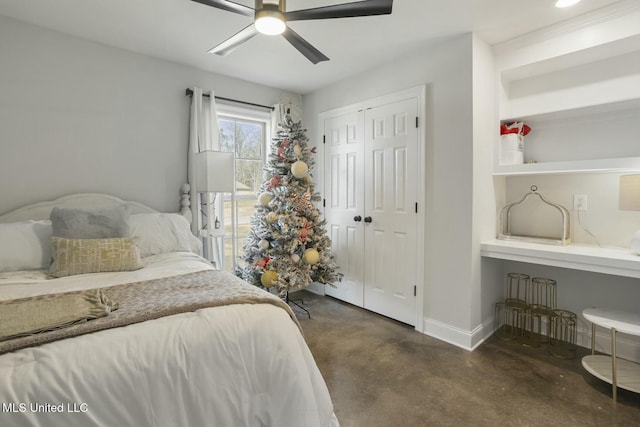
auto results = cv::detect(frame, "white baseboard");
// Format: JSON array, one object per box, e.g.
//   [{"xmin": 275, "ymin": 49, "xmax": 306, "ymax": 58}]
[
  {"xmin": 422, "ymin": 316, "xmax": 640, "ymax": 363},
  {"xmin": 422, "ymin": 317, "xmax": 494, "ymax": 352}
]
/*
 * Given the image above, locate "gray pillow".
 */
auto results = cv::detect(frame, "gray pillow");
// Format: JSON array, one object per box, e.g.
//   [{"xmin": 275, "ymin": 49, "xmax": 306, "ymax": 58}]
[{"xmin": 50, "ymin": 206, "xmax": 130, "ymax": 239}]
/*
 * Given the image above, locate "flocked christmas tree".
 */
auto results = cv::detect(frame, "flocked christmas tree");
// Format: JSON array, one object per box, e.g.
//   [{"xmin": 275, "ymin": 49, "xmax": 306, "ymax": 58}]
[{"xmin": 236, "ymin": 114, "xmax": 341, "ymax": 298}]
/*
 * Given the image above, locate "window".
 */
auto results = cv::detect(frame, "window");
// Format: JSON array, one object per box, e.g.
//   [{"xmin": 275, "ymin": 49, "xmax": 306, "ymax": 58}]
[{"xmin": 217, "ymin": 105, "xmax": 271, "ymax": 271}]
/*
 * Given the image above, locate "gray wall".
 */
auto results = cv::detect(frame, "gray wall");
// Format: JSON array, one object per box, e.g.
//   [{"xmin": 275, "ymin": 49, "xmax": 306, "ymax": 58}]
[
  {"xmin": 0, "ymin": 15, "xmax": 297, "ymax": 214},
  {"xmin": 303, "ymin": 34, "xmax": 500, "ymax": 343}
]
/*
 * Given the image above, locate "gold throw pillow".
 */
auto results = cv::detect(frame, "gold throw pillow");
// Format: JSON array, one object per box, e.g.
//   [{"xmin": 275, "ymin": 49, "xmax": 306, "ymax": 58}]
[{"xmin": 49, "ymin": 237, "xmax": 142, "ymax": 278}]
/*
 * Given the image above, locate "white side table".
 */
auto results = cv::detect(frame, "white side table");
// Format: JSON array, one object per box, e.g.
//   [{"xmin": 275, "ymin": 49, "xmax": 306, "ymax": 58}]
[{"xmin": 582, "ymin": 308, "xmax": 640, "ymax": 401}]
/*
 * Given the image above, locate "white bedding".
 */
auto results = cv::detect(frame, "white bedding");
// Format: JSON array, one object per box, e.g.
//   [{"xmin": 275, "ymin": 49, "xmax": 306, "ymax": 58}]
[
  {"xmin": 0, "ymin": 252, "xmax": 212, "ymax": 299},
  {"xmin": 0, "ymin": 254, "xmax": 338, "ymax": 427}
]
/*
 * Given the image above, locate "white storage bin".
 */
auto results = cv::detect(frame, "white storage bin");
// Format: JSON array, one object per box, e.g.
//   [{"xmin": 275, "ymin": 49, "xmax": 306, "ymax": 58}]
[{"xmin": 499, "ymin": 133, "xmax": 523, "ymax": 165}]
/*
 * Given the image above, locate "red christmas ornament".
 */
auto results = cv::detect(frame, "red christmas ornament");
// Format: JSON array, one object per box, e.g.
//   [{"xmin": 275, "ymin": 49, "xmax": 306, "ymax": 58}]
[
  {"xmin": 254, "ymin": 257, "xmax": 272, "ymax": 269},
  {"xmin": 277, "ymin": 140, "xmax": 291, "ymax": 159},
  {"xmin": 266, "ymin": 175, "xmax": 282, "ymax": 191},
  {"xmin": 299, "ymin": 219, "xmax": 312, "ymax": 242}
]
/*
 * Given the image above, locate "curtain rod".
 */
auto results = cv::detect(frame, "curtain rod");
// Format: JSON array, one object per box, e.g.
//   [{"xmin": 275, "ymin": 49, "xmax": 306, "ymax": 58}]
[{"xmin": 185, "ymin": 88, "xmax": 274, "ymax": 111}]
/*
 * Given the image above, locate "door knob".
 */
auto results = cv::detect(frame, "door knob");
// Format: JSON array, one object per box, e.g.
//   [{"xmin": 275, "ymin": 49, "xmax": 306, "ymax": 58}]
[
  {"xmin": 364, "ymin": 216, "xmax": 372, "ymax": 223},
  {"xmin": 353, "ymin": 215, "xmax": 362, "ymax": 222}
]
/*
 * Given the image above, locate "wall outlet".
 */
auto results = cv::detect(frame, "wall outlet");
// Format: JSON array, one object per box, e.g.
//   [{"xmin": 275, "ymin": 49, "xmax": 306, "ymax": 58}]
[{"xmin": 573, "ymin": 194, "xmax": 588, "ymax": 211}]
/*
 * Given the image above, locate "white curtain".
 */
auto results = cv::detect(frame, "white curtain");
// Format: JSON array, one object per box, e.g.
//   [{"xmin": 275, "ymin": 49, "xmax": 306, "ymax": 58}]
[
  {"xmin": 188, "ymin": 87, "xmax": 220, "ymax": 262},
  {"xmin": 270, "ymin": 103, "xmax": 287, "ymax": 142}
]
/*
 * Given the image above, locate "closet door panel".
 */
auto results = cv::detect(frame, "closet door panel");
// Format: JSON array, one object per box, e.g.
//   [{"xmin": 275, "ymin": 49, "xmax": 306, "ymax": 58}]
[
  {"xmin": 323, "ymin": 110, "xmax": 365, "ymax": 306},
  {"xmin": 363, "ymin": 98, "xmax": 418, "ymax": 326}
]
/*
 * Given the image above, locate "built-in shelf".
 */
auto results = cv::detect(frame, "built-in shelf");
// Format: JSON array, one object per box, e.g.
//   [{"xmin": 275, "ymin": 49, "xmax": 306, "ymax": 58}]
[
  {"xmin": 489, "ymin": 9, "xmax": 640, "ymax": 273},
  {"xmin": 496, "ymin": 98, "xmax": 640, "ymax": 175},
  {"xmin": 500, "ymin": 73, "xmax": 640, "ymax": 121},
  {"xmin": 480, "ymin": 239, "xmax": 640, "ymax": 278},
  {"xmin": 493, "ymin": 156, "xmax": 640, "ymax": 176},
  {"xmin": 500, "ymin": 98, "xmax": 640, "ymax": 126},
  {"xmin": 498, "ymin": 33, "xmax": 640, "ymax": 85},
  {"xmin": 496, "ymin": 44, "xmax": 640, "ymax": 175}
]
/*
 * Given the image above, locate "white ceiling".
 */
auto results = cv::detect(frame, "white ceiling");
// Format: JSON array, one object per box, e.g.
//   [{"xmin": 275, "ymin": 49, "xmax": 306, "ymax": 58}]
[{"xmin": 0, "ymin": 0, "xmax": 624, "ymax": 94}]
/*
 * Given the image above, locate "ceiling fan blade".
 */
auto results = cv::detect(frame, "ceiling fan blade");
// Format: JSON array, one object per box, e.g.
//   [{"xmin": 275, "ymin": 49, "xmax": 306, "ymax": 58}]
[
  {"xmin": 285, "ymin": 0, "xmax": 392, "ymax": 21},
  {"xmin": 282, "ymin": 26, "xmax": 329, "ymax": 64},
  {"xmin": 208, "ymin": 24, "xmax": 258, "ymax": 56},
  {"xmin": 190, "ymin": 0, "xmax": 254, "ymax": 17}
]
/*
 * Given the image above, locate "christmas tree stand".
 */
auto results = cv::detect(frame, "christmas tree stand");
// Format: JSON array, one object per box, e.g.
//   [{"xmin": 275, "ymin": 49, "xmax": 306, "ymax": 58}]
[{"xmin": 285, "ymin": 291, "xmax": 311, "ymax": 319}]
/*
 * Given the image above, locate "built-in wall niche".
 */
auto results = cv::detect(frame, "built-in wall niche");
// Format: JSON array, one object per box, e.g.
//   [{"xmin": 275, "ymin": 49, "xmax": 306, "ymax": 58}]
[
  {"xmin": 495, "ymin": 47, "xmax": 640, "ymax": 175},
  {"xmin": 484, "ymin": 5, "xmax": 640, "ymax": 338},
  {"xmin": 501, "ymin": 49, "xmax": 640, "ymax": 119},
  {"xmin": 497, "ymin": 99, "xmax": 640, "ymax": 175},
  {"xmin": 504, "ymin": 173, "xmax": 638, "ymax": 248}
]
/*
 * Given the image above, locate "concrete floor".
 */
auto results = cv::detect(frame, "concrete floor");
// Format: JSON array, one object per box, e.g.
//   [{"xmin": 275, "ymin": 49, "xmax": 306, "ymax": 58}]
[{"xmin": 294, "ymin": 291, "xmax": 640, "ymax": 427}]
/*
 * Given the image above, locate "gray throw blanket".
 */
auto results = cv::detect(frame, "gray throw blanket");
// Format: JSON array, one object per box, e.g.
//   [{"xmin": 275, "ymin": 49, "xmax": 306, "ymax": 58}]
[
  {"xmin": 0, "ymin": 270, "xmax": 298, "ymax": 355},
  {"xmin": 0, "ymin": 289, "xmax": 117, "ymax": 341}
]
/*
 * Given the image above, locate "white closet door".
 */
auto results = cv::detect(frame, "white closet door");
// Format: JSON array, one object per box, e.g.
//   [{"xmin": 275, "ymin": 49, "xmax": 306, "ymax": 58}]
[
  {"xmin": 322, "ymin": 96, "xmax": 420, "ymax": 326},
  {"xmin": 363, "ymin": 98, "xmax": 418, "ymax": 325},
  {"xmin": 324, "ymin": 110, "xmax": 365, "ymax": 307}
]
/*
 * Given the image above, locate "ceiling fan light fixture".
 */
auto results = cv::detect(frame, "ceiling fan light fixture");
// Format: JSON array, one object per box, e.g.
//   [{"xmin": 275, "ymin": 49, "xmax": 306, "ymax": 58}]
[
  {"xmin": 255, "ymin": 5, "xmax": 286, "ymax": 35},
  {"xmin": 193, "ymin": 0, "xmax": 394, "ymax": 63}
]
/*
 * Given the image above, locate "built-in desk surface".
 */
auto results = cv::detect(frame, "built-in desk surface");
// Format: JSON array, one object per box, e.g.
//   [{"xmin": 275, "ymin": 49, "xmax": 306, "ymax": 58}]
[{"xmin": 480, "ymin": 240, "xmax": 640, "ymax": 279}]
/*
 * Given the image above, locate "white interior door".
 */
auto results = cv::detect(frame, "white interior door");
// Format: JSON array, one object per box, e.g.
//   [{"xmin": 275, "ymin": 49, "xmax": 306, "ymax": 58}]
[
  {"xmin": 363, "ymin": 98, "xmax": 418, "ymax": 325},
  {"xmin": 322, "ymin": 96, "xmax": 419, "ymax": 326},
  {"xmin": 324, "ymin": 110, "xmax": 365, "ymax": 307}
]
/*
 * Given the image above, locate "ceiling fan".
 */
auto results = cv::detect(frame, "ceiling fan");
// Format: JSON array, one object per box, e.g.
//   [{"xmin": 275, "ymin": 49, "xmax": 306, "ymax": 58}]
[{"xmin": 191, "ymin": 0, "xmax": 393, "ymax": 64}]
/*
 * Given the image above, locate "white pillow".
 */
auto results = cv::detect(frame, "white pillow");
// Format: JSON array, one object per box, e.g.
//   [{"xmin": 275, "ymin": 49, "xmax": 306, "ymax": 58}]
[
  {"xmin": 0, "ymin": 220, "xmax": 53, "ymax": 272},
  {"xmin": 129, "ymin": 213, "xmax": 202, "ymax": 258}
]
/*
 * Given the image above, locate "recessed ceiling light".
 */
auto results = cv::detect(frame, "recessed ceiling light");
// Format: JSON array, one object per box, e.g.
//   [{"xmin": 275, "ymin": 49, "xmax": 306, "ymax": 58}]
[{"xmin": 555, "ymin": 0, "xmax": 581, "ymax": 8}]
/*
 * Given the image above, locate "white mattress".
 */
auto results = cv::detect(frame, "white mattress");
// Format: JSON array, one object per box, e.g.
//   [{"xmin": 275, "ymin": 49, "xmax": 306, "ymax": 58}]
[{"xmin": 0, "ymin": 253, "xmax": 338, "ymax": 427}]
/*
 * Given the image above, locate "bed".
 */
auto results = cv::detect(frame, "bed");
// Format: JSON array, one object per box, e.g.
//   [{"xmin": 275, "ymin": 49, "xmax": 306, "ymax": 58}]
[{"xmin": 0, "ymin": 193, "xmax": 338, "ymax": 427}]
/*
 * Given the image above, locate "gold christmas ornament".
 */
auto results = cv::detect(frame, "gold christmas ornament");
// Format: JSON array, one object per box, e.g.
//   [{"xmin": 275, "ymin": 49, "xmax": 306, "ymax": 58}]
[
  {"xmin": 291, "ymin": 160, "xmax": 309, "ymax": 179},
  {"xmin": 293, "ymin": 143, "xmax": 302, "ymax": 156},
  {"xmin": 266, "ymin": 212, "xmax": 278, "ymax": 223},
  {"xmin": 258, "ymin": 239, "xmax": 270, "ymax": 250},
  {"xmin": 260, "ymin": 270, "xmax": 278, "ymax": 287},
  {"xmin": 303, "ymin": 248, "xmax": 320, "ymax": 264},
  {"xmin": 258, "ymin": 192, "xmax": 273, "ymax": 206},
  {"xmin": 290, "ymin": 253, "xmax": 300, "ymax": 263}
]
